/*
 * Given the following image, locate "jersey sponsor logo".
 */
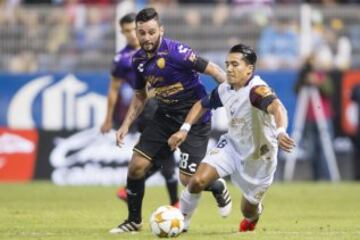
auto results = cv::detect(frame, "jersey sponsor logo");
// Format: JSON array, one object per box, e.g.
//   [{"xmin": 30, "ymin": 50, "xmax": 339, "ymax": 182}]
[
  {"xmin": 146, "ymin": 75, "xmax": 164, "ymax": 86},
  {"xmin": 157, "ymin": 97, "xmax": 178, "ymax": 104},
  {"xmin": 154, "ymin": 82, "xmax": 184, "ymax": 98},
  {"xmin": 230, "ymin": 117, "xmax": 246, "ymax": 126},
  {"xmin": 137, "ymin": 63, "xmax": 145, "ymax": 72},
  {"xmin": 209, "ymin": 149, "xmax": 220, "ymax": 155},
  {"xmin": 255, "ymin": 86, "xmax": 272, "ymax": 98},
  {"xmin": 156, "ymin": 58, "xmax": 166, "ymax": 69}
]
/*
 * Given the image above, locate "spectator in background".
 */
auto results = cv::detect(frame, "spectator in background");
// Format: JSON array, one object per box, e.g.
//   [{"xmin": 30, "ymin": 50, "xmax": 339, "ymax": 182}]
[
  {"xmin": 9, "ymin": 51, "xmax": 39, "ymax": 73},
  {"xmin": 75, "ymin": 7, "xmax": 110, "ymax": 52},
  {"xmin": 310, "ymin": 15, "xmax": 351, "ymax": 71},
  {"xmin": 328, "ymin": 18, "xmax": 352, "ymax": 71},
  {"xmin": 257, "ymin": 17, "xmax": 300, "ymax": 70},
  {"xmin": 294, "ymin": 54, "xmax": 334, "ymax": 180}
]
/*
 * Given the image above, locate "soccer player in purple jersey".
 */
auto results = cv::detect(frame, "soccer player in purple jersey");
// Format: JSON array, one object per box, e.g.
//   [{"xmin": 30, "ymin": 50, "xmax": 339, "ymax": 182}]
[
  {"xmin": 100, "ymin": 13, "xmax": 179, "ymax": 208},
  {"xmin": 109, "ymin": 8, "xmax": 232, "ymax": 234}
]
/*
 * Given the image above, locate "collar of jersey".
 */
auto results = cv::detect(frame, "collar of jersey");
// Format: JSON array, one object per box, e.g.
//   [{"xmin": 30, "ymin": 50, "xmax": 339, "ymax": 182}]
[
  {"xmin": 244, "ymin": 74, "xmax": 255, "ymax": 87},
  {"xmin": 229, "ymin": 74, "xmax": 255, "ymax": 91}
]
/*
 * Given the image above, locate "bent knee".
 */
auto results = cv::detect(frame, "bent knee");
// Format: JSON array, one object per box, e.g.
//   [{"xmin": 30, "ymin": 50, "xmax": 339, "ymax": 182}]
[
  {"xmin": 179, "ymin": 173, "xmax": 191, "ymax": 186},
  {"xmin": 189, "ymin": 175, "xmax": 208, "ymax": 193},
  {"xmin": 128, "ymin": 154, "xmax": 151, "ymax": 178}
]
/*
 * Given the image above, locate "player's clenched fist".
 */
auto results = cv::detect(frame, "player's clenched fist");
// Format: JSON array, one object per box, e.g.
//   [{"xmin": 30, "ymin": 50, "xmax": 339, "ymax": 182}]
[
  {"xmin": 277, "ymin": 132, "xmax": 295, "ymax": 153},
  {"xmin": 116, "ymin": 126, "xmax": 129, "ymax": 147},
  {"xmin": 168, "ymin": 131, "xmax": 188, "ymax": 151}
]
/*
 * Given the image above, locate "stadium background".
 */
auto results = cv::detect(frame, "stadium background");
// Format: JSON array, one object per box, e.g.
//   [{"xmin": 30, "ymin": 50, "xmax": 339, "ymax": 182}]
[{"xmin": 1, "ymin": 0, "xmax": 360, "ymax": 185}]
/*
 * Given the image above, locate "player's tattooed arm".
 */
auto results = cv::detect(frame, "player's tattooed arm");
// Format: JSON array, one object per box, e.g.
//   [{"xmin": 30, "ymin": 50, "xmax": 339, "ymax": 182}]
[
  {"xmin": 267, "ymin": 99, "xmax": 295, "ymax": 152},
  {"xmin": 116, "ymin": 89, "xmax": 147, "ymax": 147},
  {"xmin": 124, "ymin": 89, "xmax": 147, "ymax": 127},
  {"xmin": 203, "ymin": 61, "xmax": 226, "ymax": 84}
]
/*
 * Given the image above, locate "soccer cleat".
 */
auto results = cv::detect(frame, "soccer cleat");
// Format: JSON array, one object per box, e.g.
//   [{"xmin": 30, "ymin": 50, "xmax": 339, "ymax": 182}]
[
  {"xmin": 213, "ymin": 178, "xmax": 232, "ymax": 217},
  {"xmin": 109, "ymin": 220, "xmax": 142, "ymax": 234},
  {"xmin": 116, "ymin": 187, "xmax": 128, "ymax": 202},
  {"xmin": 239, "ymin": 218, "xmax": 258, "ymax": 232},
  {"xmin": 172, "ymin": 200, "xmax": 180, "ymax": 209}
]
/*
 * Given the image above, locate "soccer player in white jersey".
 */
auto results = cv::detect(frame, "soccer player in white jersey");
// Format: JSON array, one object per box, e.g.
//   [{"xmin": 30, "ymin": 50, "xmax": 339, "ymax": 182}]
[{"xmin": 168, "ymin": 43, "xmax": 295, "ymax": 232}]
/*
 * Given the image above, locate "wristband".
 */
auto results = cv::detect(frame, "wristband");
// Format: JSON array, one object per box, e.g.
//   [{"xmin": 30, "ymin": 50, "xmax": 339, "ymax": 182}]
[
  {"xmin": 180, "ymin": 123, "xmax": 191, "ymax": 132},
  {"xmin": 275, "ymin": 127, "xmax": 286, "ymax": 138}
]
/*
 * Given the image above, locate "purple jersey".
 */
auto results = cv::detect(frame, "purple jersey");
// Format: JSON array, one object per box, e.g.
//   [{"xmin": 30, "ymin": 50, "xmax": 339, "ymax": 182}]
[
  {"xmin": 110, "ymin": 45, "xmax": 138, "ymax": 88},
  {"xmin": 132, "ymin": 38, "xmax": 210, "ymax": 123},
  {"xmin": 110, "ymin": 45, "xmax": 138, "ymax": 124}
]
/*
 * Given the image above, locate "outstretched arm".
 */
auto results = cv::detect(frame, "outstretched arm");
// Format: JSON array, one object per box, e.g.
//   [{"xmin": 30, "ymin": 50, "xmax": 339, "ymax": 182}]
[
  {"xmin": 116, "ymin": 89, "xmax": 147, "ymax": 147},
  {"xmin": 167, "ymin": 100, "xmax": 207, "ymax": 151},
  {"xmin": 267, "ymin": 99, "xmax": 295, "ymax": 152},
  {"xmin": 203, "ymin": 61, "xmax": 226, "ymax": 84}
]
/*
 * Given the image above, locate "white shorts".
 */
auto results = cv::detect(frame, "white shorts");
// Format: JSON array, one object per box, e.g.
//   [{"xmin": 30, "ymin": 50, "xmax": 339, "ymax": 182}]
[{"xmin": 202, "ymin": 135, "xmax": 278, "ymax": 205}]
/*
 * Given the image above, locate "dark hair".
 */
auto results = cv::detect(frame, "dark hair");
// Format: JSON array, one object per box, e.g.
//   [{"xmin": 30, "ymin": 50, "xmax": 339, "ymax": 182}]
[
  {"xmin": 135, "ymin": 7, "xmax": 160, "ymax": 24},
  {"xmin": 119, "ymin": 13, "xmax": 136, "ymax": 26},
  {"xmin": 229, "ymin": 44, "xmax": 257, "ymax": 66}
]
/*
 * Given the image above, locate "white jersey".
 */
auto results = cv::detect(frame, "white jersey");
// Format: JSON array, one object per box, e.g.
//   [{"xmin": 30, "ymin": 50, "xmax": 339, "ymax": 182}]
[
  {"xmin": 202, "ymin": 75, "xmax": 280, "ymax": 204},
  {"xmin": 216, "ymin": 75, "xmax": 278, "ymax": 161}
]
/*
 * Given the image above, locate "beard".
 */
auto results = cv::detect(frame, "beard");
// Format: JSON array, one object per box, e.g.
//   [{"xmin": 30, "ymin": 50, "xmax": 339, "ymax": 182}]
[{"xmin": 141, "ymin": 35, "xmax": 161, "ymax": 53}]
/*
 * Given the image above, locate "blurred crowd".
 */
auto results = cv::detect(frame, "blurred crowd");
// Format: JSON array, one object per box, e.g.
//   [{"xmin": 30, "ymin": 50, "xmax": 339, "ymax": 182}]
[
  {"xmin": 0, "ymin": 0, "xmax": 358, "ymax": 72},
  {"xmin": 2, "ymin": 0, "xmax": 360, "ymax": 5}
]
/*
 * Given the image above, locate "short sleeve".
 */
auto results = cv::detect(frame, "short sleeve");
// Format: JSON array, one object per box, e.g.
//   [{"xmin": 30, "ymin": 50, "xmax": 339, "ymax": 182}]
[
  {"xmin": 201, "ymin": 86, "xmax": 223, "ymax": 109},
  {"xmin": 171, "ymin": 43, "xmax": 203, "ymax": 71},
  {"xmin": 110, "ymin": 54, "xmax": 126, "ymax": 79}
]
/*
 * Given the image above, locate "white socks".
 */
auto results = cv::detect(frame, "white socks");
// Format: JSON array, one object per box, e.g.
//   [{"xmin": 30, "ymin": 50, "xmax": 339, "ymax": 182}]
[{"xmin": 180, "ymin": 188, "xmax": 201, "ymax": 218}]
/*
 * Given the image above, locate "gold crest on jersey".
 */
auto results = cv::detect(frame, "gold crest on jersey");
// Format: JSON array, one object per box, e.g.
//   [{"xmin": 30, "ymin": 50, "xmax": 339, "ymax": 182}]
[{"xmin": 156, "ymin": 57, "xmax": 166, "ymax": 69}]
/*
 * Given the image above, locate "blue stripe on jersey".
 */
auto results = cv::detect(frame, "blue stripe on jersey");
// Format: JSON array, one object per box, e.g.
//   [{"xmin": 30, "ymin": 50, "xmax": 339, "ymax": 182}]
[{"xmin": 201, "ymin": 86, "xmax": 223, "ymax": 109}]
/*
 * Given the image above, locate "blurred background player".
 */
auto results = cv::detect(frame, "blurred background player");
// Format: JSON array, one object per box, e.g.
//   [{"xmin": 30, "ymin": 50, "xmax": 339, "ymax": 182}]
[
  {"xmin": 110, "ymin": 7, "xmax": 231, "ymax": 234},
  {"xmin": 100, "ymin": 13, "xmax": 179, "ymax": 207},
  {"xmin": 168, "ymin": 44, "xmax": 295, "ymax": 232}
]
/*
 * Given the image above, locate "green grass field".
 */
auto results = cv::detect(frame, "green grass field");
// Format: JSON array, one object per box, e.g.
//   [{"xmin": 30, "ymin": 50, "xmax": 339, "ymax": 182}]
[{"xmin": 0, "ymin": 182, "xmax": 359, "ymax": 240}]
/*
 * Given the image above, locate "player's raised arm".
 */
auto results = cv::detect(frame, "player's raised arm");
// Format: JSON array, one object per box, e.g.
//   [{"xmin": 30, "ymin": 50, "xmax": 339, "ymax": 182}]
[
  {"xmin": 116, "ymin": 88, "xmax": 147, "ymax": 147},
  {"xmin": 267, "ymin": 99, "xmax": 295, "ymax": 152},
  {"xmin": 101, "ymin": 76, "xmax": 123, "ymax": 134}
]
